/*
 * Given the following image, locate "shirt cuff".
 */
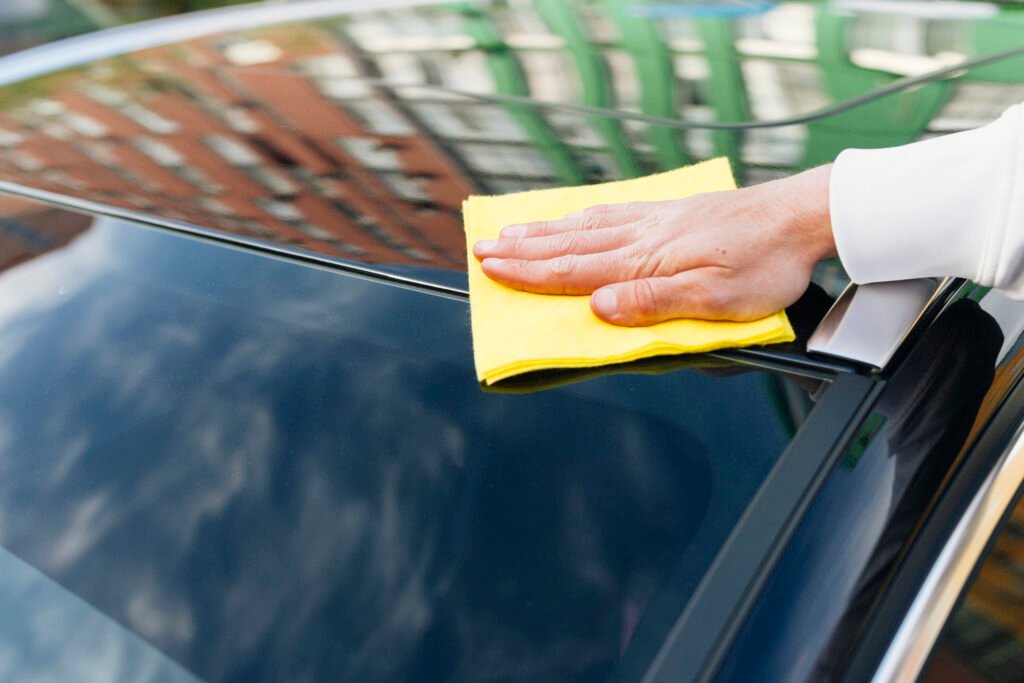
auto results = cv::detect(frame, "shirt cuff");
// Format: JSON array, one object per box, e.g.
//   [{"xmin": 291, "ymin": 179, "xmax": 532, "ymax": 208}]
[{"xmin": 830, "ymin": 106, "xmax": 1021, "ymax": 288}]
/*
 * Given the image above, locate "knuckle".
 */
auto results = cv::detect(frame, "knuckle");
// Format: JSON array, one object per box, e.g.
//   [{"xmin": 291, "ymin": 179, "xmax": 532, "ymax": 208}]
[
  {"xmin": 547, "ymin": 254, "xmax": 578, "ymax": 276},
  {"xmin": 505, "ymin": 258, "xmax": 529, "ymax": 276},
  {"xmin": 583, "ymin": 204, "xmax": 609, "ymax": 216},
  {"xmin": 692, "ymin": 283, "xmax": 728, "ymax": 314},
  {"xmin": 631, "ymin": 279, "xmax": 660, "ymax": 317},
  {"xmin": 506, "ymin": 236, "xmax": 526, "ymax": 257},
  {"xmin": 634, "ymin": 212, "xmax": 659, "ymax": 230},
  {"xmin": 623, "ymin": 242, "xmax": 656, "ymax": 278},
  {"xmin": 555, "ymin": 230, "xmax": 580, "ymax": 253},
  {"xmin": 579, "ymin": 214, "xmax": 602, "ymax": 231}
]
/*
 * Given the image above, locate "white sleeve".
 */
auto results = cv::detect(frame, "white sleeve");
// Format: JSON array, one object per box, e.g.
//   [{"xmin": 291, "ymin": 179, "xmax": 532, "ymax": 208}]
[{"xmin": 829, "ymin": 102, "xmax": 1024, "ymax": 296}]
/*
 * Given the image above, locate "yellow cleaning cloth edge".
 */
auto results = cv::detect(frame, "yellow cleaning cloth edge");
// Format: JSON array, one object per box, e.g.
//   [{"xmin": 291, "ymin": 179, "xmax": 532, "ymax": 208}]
[
  {"xmin": 464, "ymin": 158, "xmax": 795, "ymax": 385},
  {"xmin": 482, "ymin": 325, "xmax": 793, "ymax": 384}
]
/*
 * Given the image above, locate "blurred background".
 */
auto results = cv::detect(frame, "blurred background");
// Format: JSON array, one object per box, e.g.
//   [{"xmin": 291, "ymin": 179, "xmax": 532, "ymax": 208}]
[{"xmin": 0, "ymin": 0, "xmax": 255, "ymax": 57}]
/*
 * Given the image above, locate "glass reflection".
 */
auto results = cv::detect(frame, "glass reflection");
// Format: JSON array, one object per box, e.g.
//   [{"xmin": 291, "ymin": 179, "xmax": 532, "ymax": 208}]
[
  {"xmin": 0, "ymin": 203, "xmax": 810, "ymax": 682},
  {"xmin": 0, "ymin": 0, "xmax": 100, "ymax": 57},
  {"xmin": 923, "ymin": 494, "xmax": 1024, "ymax": 682},
  {"xmin": 0, "ymin": 546, "xmax": 200, "ymax": 683},
  {"xmin": 0, "ymin": 0, "xmax": 1019, "ymax": 293}
]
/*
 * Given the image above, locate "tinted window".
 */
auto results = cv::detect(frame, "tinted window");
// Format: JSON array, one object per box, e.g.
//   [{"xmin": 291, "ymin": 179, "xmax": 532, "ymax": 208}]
[{"xmin": 0, "ymin": 200, "xmax": 820, "ymax": 682}]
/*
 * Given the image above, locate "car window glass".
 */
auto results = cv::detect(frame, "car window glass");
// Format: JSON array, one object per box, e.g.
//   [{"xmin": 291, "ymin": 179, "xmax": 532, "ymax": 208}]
[{"xmin": 0, "ymin": 199, "xmax": 829, "ymax": 683}]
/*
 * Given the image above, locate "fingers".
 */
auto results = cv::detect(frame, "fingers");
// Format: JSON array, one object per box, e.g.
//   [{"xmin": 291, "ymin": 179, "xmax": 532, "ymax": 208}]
[
  {"xmin": 480, "ymin": 248, "xmax": 642, "ymax": 294},
  {"xmin": 473, "ymin": 224, "xmax": 636, "ymax": 261},
  {"xmin": 499, "ymin": 201, "xmax": 648, "ymax": 238},
  {"xmin": 590, "ymin": 270, "xmax": 751, "ymax": 326}
]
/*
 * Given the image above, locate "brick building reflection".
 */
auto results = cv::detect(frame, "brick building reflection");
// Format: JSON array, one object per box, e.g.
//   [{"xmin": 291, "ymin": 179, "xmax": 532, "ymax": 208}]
[
  {"xmin": 0, "ymin": 2, "xmax": 1022, "ymax": 280},
  {"xmin": 0, "ymin": 25, "xmax": 477, "ymax": 269},
  {"xmin": 0, "ymin": 195, "xmax": 90, "ymax": 271}
]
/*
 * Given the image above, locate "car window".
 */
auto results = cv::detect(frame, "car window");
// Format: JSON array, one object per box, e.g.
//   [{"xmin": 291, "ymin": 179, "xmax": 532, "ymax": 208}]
[
  {"xmin": 919, "ymin": 488, "xmax": 1024, "ymax": 683},
  {"xmin": 0, "ymin": 196, "xmax": 836, "ymax": 683}
]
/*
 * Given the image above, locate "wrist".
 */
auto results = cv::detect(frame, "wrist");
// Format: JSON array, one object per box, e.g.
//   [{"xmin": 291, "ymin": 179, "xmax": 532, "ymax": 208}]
[{"xmin": 767, "ymin": 164, "xmax": 836, "ymax": 265}]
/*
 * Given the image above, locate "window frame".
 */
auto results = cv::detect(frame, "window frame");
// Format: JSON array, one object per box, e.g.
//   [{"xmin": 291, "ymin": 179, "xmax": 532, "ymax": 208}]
[{"xmin": 637, "ymin": 371, "xmax": 880, "ymax": 682}]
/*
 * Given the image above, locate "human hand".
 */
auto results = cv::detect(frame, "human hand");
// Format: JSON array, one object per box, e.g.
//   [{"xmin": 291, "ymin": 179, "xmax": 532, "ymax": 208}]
[{"xmin": 473, "ymin": 165, "xmax": 836, "ymax": 326}]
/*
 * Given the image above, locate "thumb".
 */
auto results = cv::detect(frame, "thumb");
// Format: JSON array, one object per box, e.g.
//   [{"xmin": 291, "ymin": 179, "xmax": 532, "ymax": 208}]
[{"xmin": 590, "ymin": 271, "xmax": 736, "ymax": 326}]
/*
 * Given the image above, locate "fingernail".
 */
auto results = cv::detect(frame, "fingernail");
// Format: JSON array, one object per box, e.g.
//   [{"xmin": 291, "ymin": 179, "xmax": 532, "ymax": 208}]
[
  {"xmin": 501, "ymin": 224, "xmax": 525, "ymax": 237},
  {"xmin": 592, "ymin": 288, "xmax": 618, "ymax": 318},
  {"xmin": 475, "ymin": 239, "xmax": 498, "ymax": 252}
]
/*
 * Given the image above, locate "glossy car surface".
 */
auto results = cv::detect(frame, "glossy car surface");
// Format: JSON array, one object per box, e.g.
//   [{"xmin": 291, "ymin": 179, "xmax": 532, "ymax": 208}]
[{"xmin": 0, "ymin": 2, "xmax": 1023, "ymax": 682}]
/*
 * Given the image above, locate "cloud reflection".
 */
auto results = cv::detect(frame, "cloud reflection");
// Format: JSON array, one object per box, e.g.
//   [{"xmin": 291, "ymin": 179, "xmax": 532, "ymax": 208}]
[
  {"xmin": 0, "ymin": 214, "xmax": 801, "ymax": 683},
  {"xmin": 0, "ymin": 546, "xmax": 200, "ymax": 683}
]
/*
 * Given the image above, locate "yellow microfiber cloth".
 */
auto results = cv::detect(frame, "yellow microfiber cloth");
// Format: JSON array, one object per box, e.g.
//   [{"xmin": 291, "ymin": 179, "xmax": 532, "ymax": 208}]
[{"xmin": 464, "ymin": 157, "xmax": 795, "ymax": 385}]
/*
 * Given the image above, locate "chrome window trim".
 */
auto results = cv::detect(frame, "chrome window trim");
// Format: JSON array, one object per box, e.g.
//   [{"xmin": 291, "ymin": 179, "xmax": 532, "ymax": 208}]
[
  {"xmin": 871, "ymin": 420, "xmax": 1024, "ymax": 683},
  {"xmin": 0, "ymin": 180, "xmax": 469, "ymax": 299},
  {"xmin": 0, "ymin": 0, "xmax": 459, "ymax": 89},
  {"xmin": 807, "ymin": 278, "xmax": 957, "ymax": 370}
]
